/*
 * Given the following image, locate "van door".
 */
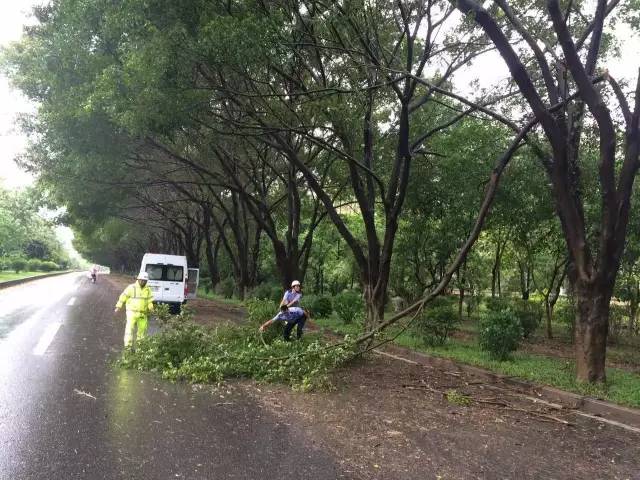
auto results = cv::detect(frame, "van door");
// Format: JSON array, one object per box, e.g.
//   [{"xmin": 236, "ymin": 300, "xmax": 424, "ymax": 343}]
[
  {"xmin": 186, "ymin": 268, "xmax": 199, "ymax": 299},
  {"xmin": 145, "ymin": 264, "xmax": 165, "ymax": 301},
  {"xmin": 164, "ymin": 264, "xmax": 185, "ymax": 303}
]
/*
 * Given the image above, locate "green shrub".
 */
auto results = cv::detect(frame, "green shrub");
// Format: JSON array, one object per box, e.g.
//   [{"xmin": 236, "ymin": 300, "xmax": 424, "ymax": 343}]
[
  {"xmin": 516, "ymin": 308, "xmax": 541, "ymax": 338},
  {"xmin": 245, "ymin": 298, "xmax": 276, "ymax": 324},
  {"xmin": 40, "ymin": 261, "xmax": 60, "ymax": 272},
  {"xmin": 555, "ymin": 300, "xmax": 576, "ymax": 340},
  {"xmin": 250, "ymin": 283, "xmax": 281, "ymax": 301},
  {"xmin": 10, "ymin": 257, "xmax": 27, "ymax": 273},
  {"xmin": 333, "ymin": 291, "xmax": 364, "ymax": 324},
  {"xmin": 513, "ymin": 301, "xmax": 543, "ymax": 339},
  {"xmin": 478, "ymin": 309, "xmax": 523, "ymax": 360},
  {"xmin": 413, "ymin": 305, "xmax": 459, "ymax": 347},
  {"xmin": 215, "ymin": 277, "xmax": 235, "ymax": 298},
  {"xmin": 310, "ymin": 296, "xmax": 333, "ymax": 318},
  {"xmin": 485, "ymin": 297, "xmax": 510, "ymax": 312},
  {"xmin": 609, "ymin": 304, "xmax": 628, "ymax": 342},
  {"xmin": 27, "ymin": 258, "xmax": 44, "ymax": 271},
  {"xmin": 431, "ymin": 296, "xmax": 458, "ymax": 309},
  {"xmin": 270, "ymin": 286, "xmax": 285, "ymax": 303},
  {"xmin": 200, "ymin": 276, "xmax": 213, "ymax": 293}
]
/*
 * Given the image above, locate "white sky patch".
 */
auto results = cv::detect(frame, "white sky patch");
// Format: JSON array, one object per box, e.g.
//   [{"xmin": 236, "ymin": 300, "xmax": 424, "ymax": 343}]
[{"xmin": 0, "ymin": 1, "xmax": 40, "ymax": 189}]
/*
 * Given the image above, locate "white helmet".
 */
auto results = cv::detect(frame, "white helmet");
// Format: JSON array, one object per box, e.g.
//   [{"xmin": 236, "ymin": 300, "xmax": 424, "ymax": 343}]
[
  {"xmin": 137, "ymin": 272, "xmax": 149, "ymax": 281},
  {"xmin": 291, "ymin": 280, "xmax": 301, "ymax": 287}
]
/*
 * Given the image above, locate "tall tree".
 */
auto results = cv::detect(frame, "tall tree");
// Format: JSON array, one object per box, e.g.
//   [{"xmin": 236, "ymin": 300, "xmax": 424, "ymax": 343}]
[{"xmin": 455, "ymin": 0, "xmax": 640, "ymax": 382}]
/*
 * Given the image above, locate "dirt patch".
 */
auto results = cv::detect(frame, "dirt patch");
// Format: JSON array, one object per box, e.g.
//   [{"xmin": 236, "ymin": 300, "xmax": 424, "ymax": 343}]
[
  {"xmin": 188, "ymin": 298, "xmax": 245, "ymax": 326},
  {"xmin": 104, "ymin": 286, "xmax": 640, "ymax": 477},
  {"xmin": 246, "ymin": 355, "xmax": 639, "ymax": 479}
]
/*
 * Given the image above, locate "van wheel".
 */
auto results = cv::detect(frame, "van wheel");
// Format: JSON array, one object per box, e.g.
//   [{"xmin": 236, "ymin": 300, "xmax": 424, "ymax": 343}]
[{"xmin": 169, "ymin": 303, "xmax": 181, "ymax": 315}]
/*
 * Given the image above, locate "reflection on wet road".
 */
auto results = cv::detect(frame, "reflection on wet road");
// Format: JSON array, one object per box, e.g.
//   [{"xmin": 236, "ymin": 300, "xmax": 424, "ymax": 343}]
[{"xmin": 0, "ymin": 274, "xmax": 350, "ymax": 480}]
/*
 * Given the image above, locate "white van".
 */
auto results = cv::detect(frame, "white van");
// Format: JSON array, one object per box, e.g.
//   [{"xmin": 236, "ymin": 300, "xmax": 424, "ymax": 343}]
[{"xmin": 139, "ymin": 253, "xmax": 199, "ymax": 313}]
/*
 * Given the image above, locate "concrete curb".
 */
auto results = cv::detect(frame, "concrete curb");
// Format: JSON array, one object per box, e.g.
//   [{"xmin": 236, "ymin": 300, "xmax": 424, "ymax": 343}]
[
  {"xmin": 379, "ymin": 343, "xmax": 640, "ymax": 429},
  {"xmin": 0, "ymin": 271, "xmax": 76, "ymax": 290}
]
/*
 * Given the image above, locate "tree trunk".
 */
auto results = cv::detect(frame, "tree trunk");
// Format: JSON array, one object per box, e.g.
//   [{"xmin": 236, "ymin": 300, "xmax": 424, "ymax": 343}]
[
  {"xmin": 545, "ymin": 298, "xmax": 553, "ymax": 339},
  {"xmin": 574, "ymin": 280, "xmax": 612, "ymax": 383},
  {"xmin": 204, "ymin": 234, "xmax": 221, "ymax": 290},
  {"xmin": 363, "ymin": 283, "xmax": 386, "ymax": 334},
  {"xmin": 273, "ymin": 241, "xmax": 301, "ymax": 290},
  {"xmin": 491, "ymin": 241, "xmax": 502, "ymax": 298},
  {"xmin": 629, "ymin": 282, "xmax": 639, "ymax": 336},
  {"xmin": 457, "ymin": 261, "xmax": 466, "ymax": 319}
]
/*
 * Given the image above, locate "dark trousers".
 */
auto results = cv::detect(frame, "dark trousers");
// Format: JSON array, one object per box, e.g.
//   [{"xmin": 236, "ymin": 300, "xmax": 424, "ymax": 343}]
[{"xmin": 283, "ymin": 313, "xmax": 307, "ymax": 341}]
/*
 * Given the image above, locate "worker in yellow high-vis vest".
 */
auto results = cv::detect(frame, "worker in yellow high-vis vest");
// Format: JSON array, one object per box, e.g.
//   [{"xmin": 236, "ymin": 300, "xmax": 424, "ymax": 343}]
[{"xmin": 114, "ymin": 272, "xmax": 154, "ymax": 348}]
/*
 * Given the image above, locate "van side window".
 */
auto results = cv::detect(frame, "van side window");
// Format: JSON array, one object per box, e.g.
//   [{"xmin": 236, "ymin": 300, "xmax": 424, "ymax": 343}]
[
  {"xmin": 166, "ymin": 266, "xmax": 184, "ymax": 281},
  {"xmin": 145, "ymin": 264, "xmax": 164, "ymax": 280}
]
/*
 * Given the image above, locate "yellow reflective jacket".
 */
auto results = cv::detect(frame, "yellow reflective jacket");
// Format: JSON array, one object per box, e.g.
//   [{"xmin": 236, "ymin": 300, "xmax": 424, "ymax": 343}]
[{"xmin": 116, "ymin": 282, "xmax": 154, "ymax": 315}]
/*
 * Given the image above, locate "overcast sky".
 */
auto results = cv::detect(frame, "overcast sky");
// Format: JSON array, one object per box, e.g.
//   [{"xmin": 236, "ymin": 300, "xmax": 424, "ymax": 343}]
[
  {"xmin": 0, "ymin": 1, "xmax": 638, "ymax": 189},
  {"xmin": 0, "ymin": 1, "xmax": 38, "ymax": 189}
]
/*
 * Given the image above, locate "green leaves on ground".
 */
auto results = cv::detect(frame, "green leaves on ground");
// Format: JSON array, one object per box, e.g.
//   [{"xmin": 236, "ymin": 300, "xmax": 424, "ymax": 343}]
[{"xmin": 119, "ymin": 317, "xmax": 355, "ymax": 391}]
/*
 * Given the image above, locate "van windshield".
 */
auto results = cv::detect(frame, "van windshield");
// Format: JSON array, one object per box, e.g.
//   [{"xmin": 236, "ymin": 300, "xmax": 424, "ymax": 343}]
[{"xmin": 145, "ymin": 264, "xmax": 184, "ymax": 281}]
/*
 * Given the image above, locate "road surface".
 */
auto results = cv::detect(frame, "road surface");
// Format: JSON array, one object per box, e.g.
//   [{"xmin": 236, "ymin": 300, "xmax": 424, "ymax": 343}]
[{"xmin": 0, "ymin": 273, "xmax": 350, "ymax": 480}]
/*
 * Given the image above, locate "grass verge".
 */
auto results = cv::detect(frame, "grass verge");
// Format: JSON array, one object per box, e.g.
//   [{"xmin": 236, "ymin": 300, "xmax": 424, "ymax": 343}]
[
  {"xmin": 313, "ymin": 316, "xmax": 640, "ymax": 408},
  {"xmin": 0, "ymin": 271, "xmax": 63, "ymax": 283},
  {"xmin": 196, "ymin": 287, "xmax": 245, "ymax": 306}
]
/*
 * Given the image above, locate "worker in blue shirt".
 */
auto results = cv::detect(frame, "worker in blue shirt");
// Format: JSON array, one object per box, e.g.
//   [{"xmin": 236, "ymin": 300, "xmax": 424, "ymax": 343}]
[{"xmin": 259, "ymin": 280, "xmax": 307, "ymax": 340}]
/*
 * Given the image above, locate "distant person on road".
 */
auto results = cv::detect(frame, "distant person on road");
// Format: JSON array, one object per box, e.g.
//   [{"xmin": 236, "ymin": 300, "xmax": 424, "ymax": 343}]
[
  {"xmin": 259, "ymin": 280, "xmax": 308, "ymax": 341},
  {"xmin": 114, "ymin": 272, "xmax": 154, "ymax": 348},
  {"xmin": 90, "ymin": 265, "xmax": 98, "ymax": 283}
]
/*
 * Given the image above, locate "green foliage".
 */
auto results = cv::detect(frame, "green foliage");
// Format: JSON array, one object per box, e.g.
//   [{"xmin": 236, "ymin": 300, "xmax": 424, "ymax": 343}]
[
  {"xmin": 10, "ymin": 257, "xmax": 27, "ymax": 273},
  {"xmin": 26, "ymin": 258, "xmax": 44, "ymax": 271},
  {"xmin": 250, "ymin": 283, "xmax": 283, "ymax": 303},
  {"xmin": 513, "ymin": 301, "xmax": 543, "ymax": 339},
  {"xmin": 609, "ymin": 304, "xmax": 629, "ymax": 342},
  {"xmin": 478, "ymin": 310, "xmax": 523, "ymax": 360},
  {"xmin": 119, "ymin": 310, "xmax": 355, "ymax": 390},
  {"xmin": 446, "ymin": 389, "xmax": 471, "ymax": 406},
  {"xmin": 484, "ymin": 298, "xmax": 542, "ymax": 339},
  {"xmin": 303, "ymin": 295, "xmax": 332, "ymax": 318},
  {"xmin": 555, "ymin": 300, "xmax": 577, "ymax": 339},
  {"xmin": 516, "ymin": 307, "xmax": 541, "ymax": 339},
  {"xmin": 333, "ymin": 291, "xmax": 364, "ymax": 324},
  {"xmin": 413, "ymin": 305, "xmax": 459, "ymax": 347},
  {"xmin": 245, "ymin": 298, "xmax": 276, "ymax": 325},
  {"xmin": 244, "ymin": 298, "xmax": 285, "ymax": 343},
  {"xmin": 40, "ymin": 260, "xmax": 60, "ymax": 272},
  {"xmin": 215, "ymin": 277, "xmax": 235, "ymax": 299},
  {"xmin": 0, "ymin": 186, "xmax": 69, "ymax": 267},
  {"xmin": 485, "ymin": 297, "xmax": 510, "ymax": 312}
]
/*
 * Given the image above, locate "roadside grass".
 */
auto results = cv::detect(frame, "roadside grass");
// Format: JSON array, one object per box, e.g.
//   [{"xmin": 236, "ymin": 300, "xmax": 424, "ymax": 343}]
[
  {"xmin": 0, "ymin": 271, "xmax": 62, "ymax": 283},
  {"xmin": 313, "ymin": 315, "xmax": 640, "ymax": 408},
  {"xmin": 197, "ymin": 287, "xmax": 245, "ymax": 306}
]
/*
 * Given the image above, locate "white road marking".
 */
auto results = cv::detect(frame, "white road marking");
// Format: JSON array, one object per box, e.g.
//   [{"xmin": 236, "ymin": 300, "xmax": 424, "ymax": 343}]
[
  {"xmin": 32, "ymin": 322, "xmax": 62, "ymax": 356},
  {"xmin": 66, "ymin": 297, "xmax": 76, "ymax": 306}
]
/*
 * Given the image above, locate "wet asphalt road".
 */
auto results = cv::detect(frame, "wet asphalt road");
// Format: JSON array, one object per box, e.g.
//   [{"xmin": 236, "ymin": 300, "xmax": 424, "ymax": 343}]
[{"xmin": 0, "ymin": 274, "xmax": 350, "ymax": 480}]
